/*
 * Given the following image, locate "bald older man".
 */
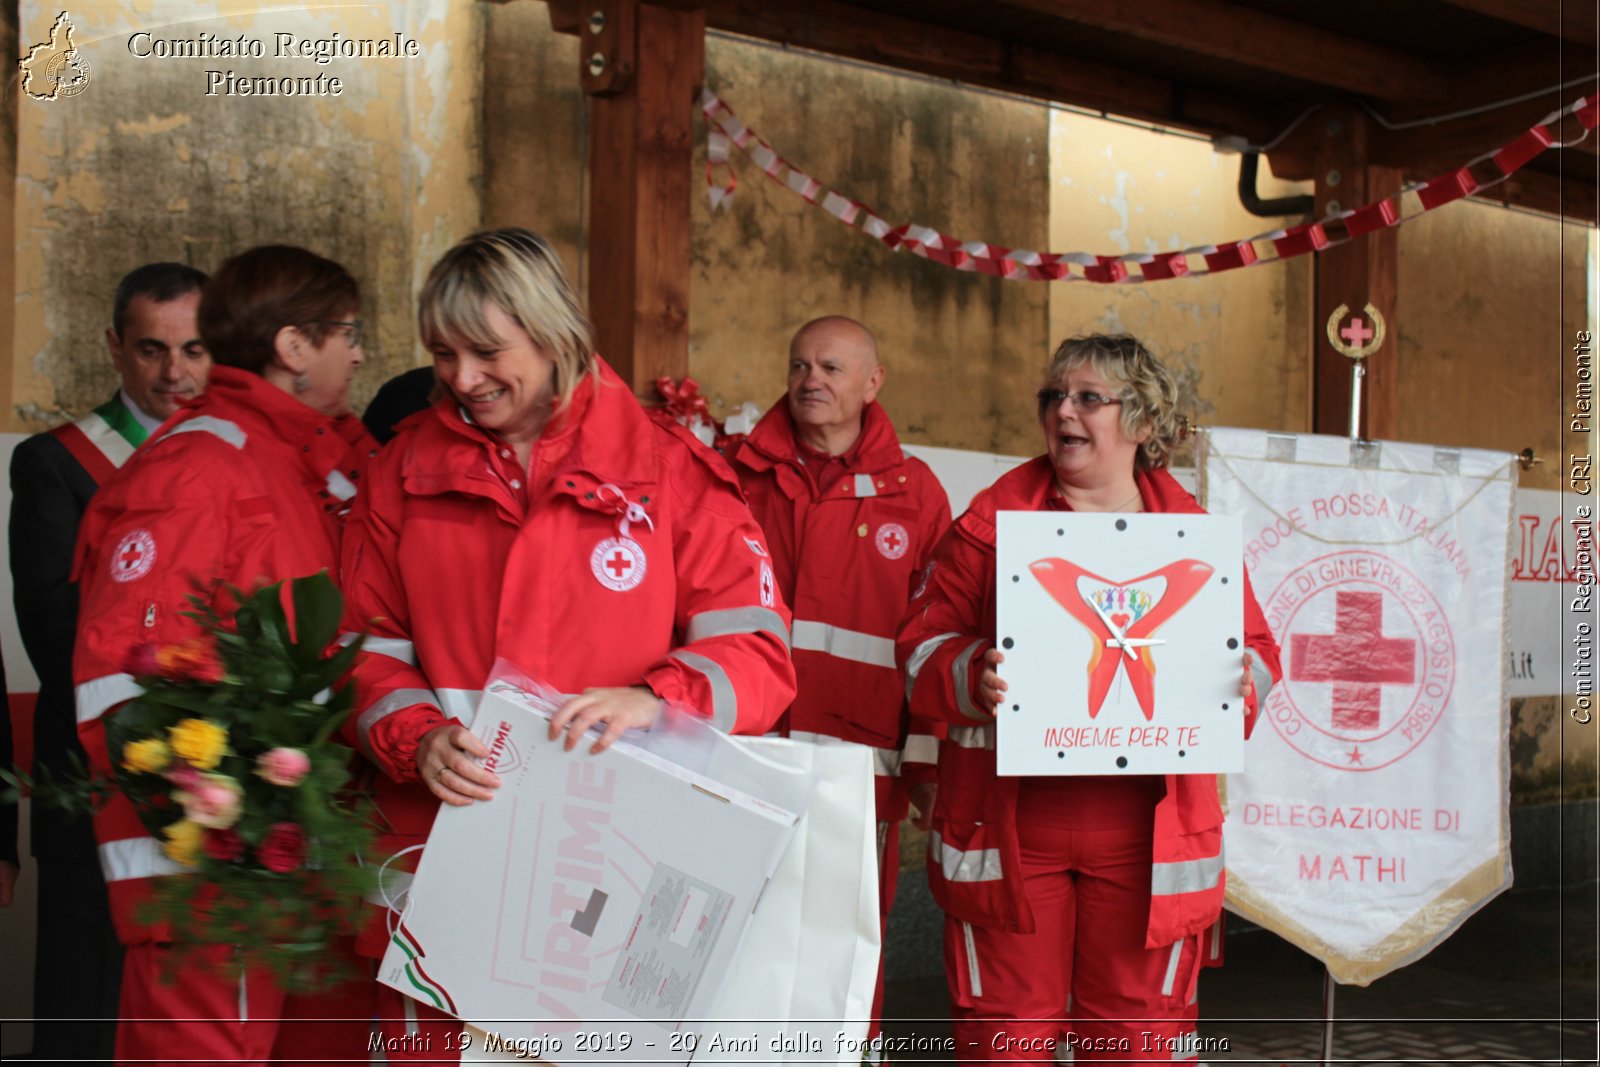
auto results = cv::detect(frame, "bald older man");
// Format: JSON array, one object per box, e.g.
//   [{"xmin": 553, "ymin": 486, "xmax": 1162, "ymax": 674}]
[{"xmin": 732, "ymin": 316, "xmax": 951, "ymax": 1042}]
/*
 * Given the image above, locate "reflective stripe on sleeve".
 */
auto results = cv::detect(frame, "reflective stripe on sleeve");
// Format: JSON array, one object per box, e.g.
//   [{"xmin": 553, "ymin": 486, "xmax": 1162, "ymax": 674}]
[
  {"xmin": 1245, "ymin": 647, "xmax": 1275, "ymax": 705},
  {"xmin": 904, "ymin": 631, "xmax": 960, "ymax": 703},
  {"xmin": 668, "ymin": 650, "xmax": 738, "ymax": 732},
  {"xmin": 947, "ymin": 724, "xmax": 994, "ymax": 750},
  {"xmin": 951, "ymin": 638, "xmax": 988, "ymax": 721},
  {"xmin": 1150, "ymin": 851, "xmax": 1225, "ymax": 896},
  {"xmin": 686, "ymin": 606, "xmax": 791, "ymax": 648},
  {"xmin": 341, "ymin": 633, "xmax": 418, "ymax": 666},
  {"xmin": 902, "ymin": 733, "xmax": 938, "ymax": 765},
  {"xmin": 791, "ymin": 620, "xmax": 896, "ymax": 669},
  {"xmin": 76, "ymin": 673, "xmax": 142, "ymax": 724},
  {"xmin": 356, "ymin": 687, "xmax": 441, "ymax": 752},
  {"xmin": 161, "ymin": 416, "xmax": 247, "ymax": 450},
  {"xmin": 100, "ymin": 837, "xmax": 189, "ymax": 883},
  {"xmin": 930, "ymin": 829, "xmax": 1003, "ymax": 883},
  {"xmin": 435, "ymin": 688, "xmax": 481, "ymax": 724}
]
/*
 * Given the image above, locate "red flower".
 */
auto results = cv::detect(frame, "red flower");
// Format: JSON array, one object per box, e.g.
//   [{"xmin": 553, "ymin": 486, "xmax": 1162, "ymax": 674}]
[
  {"xmin": 258, "ymin": 822, "xmax": 306, "ymax": 873},
  {"xmin": 154, "ymin": 637, "xmax": 226, "ymax": 684},
  {"xmin": 123, "ymin": 643, "xmax": 160, "ymax": 677},
  {"xmin": 203, "ymin": 827, "xmax": 245, "ymax": 862}
]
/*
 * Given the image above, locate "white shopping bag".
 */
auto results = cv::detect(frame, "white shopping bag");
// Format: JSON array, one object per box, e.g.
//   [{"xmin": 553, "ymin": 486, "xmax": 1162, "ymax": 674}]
[
  {"xmin": 378, "ymin": 668, "xmax": 815, "ymax": 1067},
  {"xmin": 695, "ymin": 736, "xmax": 879, "ymax": 1065}
]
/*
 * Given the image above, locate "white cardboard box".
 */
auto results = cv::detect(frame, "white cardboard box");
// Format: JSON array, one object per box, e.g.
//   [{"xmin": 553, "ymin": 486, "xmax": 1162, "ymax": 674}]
[
  {"xmin": 378, "ymin": 679, "xmax": 809, "ymax": 1066},
  {"xmin": 995, "ymin": 511, "xmax": 1245, "ymax": 776}
]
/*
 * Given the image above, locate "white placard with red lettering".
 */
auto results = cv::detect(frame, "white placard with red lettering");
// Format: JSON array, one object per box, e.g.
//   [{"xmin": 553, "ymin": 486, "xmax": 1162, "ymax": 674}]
[
  {"xmin": 1200, "ymin": 428, "xmax": 1516, "ymax": 985},
  {"xmin": 994, "ymin": 511, "xmax": 1245, "ymax": 776}
]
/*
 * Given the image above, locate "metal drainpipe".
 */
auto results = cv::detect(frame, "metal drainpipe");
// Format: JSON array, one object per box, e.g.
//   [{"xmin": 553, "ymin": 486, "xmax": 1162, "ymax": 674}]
[{"xmin": 1239, "ymin": 151, "xmax": 1315, "ymax": 217}]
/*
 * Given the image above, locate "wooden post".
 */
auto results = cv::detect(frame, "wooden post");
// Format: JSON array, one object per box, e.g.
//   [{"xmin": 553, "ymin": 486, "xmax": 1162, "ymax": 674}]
[
  {"xmin": 580, "ymin": 0, "xmax": 705, "ymax": 394},
  {"xmin": 1313, "ymin": 107, "xmax": 1402, "ymax": 438}
]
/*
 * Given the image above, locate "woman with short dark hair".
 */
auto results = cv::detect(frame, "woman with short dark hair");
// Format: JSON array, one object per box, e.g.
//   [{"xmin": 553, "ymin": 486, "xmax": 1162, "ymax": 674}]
[{"xmin": 73, "ymin": 244, "xmax": 375, "ymax": 1066}]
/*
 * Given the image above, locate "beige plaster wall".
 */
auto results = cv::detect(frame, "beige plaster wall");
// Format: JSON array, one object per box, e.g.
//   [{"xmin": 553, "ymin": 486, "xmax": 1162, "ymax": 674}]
[
  {"xmin": 687, "ymin": 41, "xmax": 1051, "ymax": 451},
  {"xmin": 1047, "ymin": 112, "xmax": 1315, "ymax": 457},
  {"xmin": 8, "ymin": 0, "xmax": 482, "ymax": 432}
]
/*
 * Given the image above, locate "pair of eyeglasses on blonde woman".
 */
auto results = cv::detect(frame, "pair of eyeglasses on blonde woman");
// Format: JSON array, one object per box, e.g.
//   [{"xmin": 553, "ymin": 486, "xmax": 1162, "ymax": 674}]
[{"xmin": 1036, "ymin": 388, "xmax": 1124, "ymax": 415}]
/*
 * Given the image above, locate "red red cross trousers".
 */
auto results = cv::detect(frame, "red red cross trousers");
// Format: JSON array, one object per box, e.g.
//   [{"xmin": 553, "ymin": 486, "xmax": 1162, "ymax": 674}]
[
  {"xmin": 605, "ymin": 550, "xmax": 633, "ymax": 579},
  {"xmin": 1289, "ymin": 590, "xmax": 1416, "ymax": 729}
]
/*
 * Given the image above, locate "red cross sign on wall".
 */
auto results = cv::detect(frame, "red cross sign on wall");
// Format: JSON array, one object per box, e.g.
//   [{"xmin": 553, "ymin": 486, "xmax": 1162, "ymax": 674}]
[{"xmin": 1289, "ymin": 591, "xmax": 1417, "ymax": 729}]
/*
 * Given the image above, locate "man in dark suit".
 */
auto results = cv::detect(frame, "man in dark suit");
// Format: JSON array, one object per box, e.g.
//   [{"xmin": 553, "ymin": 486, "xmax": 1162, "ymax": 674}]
[{"xmin": 8, "ymin": 262, "xmax": 209, "ymax": 1060}]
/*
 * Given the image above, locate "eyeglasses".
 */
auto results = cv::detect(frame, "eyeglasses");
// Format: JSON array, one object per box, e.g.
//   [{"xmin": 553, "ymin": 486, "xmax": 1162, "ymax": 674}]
[
  {"xmin": 1036, "ymin": 388, "xmax": 1124, "ymax": 414},
  {"xmin": 308, "ymin": 320, "xmax": 363, "ymax": 347}
]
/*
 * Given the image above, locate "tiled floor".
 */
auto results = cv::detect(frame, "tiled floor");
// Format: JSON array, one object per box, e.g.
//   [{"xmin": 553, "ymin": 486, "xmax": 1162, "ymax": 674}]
[{"xmin": 882, "ymin": 887, "xmax": 1598, "ymax": 1065}]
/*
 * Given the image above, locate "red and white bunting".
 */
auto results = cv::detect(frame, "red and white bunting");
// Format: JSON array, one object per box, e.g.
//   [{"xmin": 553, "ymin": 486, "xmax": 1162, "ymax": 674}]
[{"xmin": 701, "ymin": 88, "xmax": 1597, "ymax": 285}]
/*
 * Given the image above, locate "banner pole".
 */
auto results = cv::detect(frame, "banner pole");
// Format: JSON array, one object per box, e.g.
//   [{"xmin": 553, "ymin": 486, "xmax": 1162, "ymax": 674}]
[
  {"xmin": 1321, "ymin": 967, "xmax": 1337, "ymax": 1063},
  {"xmin": 1347, "ymin": 360, "xmax": 1365, "ymax": 440}
]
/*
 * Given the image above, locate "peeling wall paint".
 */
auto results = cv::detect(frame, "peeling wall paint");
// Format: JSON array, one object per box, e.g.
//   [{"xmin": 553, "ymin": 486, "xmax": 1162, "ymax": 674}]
[{"xmin": 8, "ymin": 1, "xmax": 482, "ymax": 430}]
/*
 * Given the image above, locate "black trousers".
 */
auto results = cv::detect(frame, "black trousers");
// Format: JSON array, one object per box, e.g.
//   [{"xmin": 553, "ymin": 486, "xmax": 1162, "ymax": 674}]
[{"xmin": 29, "ymin": 859, "xmax": 122, "ymax": 1061}]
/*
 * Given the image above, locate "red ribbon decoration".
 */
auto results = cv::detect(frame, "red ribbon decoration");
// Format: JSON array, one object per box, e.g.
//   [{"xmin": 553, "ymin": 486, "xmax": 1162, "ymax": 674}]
[
  {"xmin": 703, "ymin": 89, "xmax": 1597, "ymax": 285},
  {"xmin": 654, "ymin": 376, "xmax": 711, "ymax": 422},
  {"xmin": 1028, "ymin": 558, "xmax": 1215, "ymax": 720}
]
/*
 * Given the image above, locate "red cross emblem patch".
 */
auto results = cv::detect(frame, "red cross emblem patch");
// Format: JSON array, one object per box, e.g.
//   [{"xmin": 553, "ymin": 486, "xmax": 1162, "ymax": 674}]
[
  {"xmin": 111, "ymin": 529, "xmax": 156, "ymax": 583},
  {"xmin": 759, "ymin": 562, "xmax": 775, "ymax": 607},
  {"xmin": 590, "ymin": 535, "xmax": 647, "ymax": 592},
  {"xmin": 875, "ymin": 522, "xmax": 909, "ymax": 560}
]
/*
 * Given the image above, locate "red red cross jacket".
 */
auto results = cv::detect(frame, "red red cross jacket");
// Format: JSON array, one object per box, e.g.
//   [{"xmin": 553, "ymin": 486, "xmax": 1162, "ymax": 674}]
[
  {"xmin": 339, "ymin": 359, "xmax": 796, "ymax": 952},
  {"xmin": 894, "ymin": 457, "xmax": 1282, "ymax": 949},
  {"xmin": 733, "ymin": 400, "xmax": 950, "ymax": 798},
  {"xmin": 72, "ymin": 367, "xmax": 376, "ymax": 943}
]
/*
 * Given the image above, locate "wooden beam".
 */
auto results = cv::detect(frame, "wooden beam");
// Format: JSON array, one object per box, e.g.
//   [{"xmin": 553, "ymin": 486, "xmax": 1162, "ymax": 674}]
[
  {"xmin": 1311, "ymin": 108, "xmax": 1402, "ymax": 439},
  {"xmin": 1001, "ymin": 0, "xmax": 1449, "ymax": 102},
  {"xmin": 584, "ymin": 1, "xmax": 705, "ymax": 391},
  {"xmin": 696, "ymin": 0, "xmax": 1281, "ymax": 143},
  {"xmin": 1433, "ymin": 0, "xmax": 1596, "ymax": 45},
  {"xmin": 1469, "ymin": 164, "xmax": 1599, "ymax": 224}
]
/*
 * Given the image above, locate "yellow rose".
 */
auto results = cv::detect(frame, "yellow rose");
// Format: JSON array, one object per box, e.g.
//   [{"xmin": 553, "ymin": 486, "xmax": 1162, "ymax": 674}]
[
  {"xmin": 168, "ymin": 718, "xmax": 228, "ymax": 771},
  {"xmin": 161, "ymin": 819, "xmax": 204, "ymax": 867},
  {"xmin": 121, "ymin": 738, "xmax": 171, "ymax": 775}
]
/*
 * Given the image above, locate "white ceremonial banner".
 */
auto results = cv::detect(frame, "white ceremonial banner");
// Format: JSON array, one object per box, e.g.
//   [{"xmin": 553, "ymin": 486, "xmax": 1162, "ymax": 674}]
[
  {"xmin": 378, "ymin": 674, "xmax": 812, "ymax": 1066},
  {"xmin": 995, "ymin": 511, "xmax": 1245, "ymax": 777},
  {"xmin": 1200, "ymin": 428, "xmax": 1516, "ymax": 985}
]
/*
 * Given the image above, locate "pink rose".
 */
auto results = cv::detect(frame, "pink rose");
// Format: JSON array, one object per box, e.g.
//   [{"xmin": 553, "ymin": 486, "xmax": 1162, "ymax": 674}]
[
  {"xmin": 259, "ymin": 822, "xmax": 306, "ymax": 873},
  {"xmin": 203, "ymin": 826, "xmax": 245, "ymax": 862},
  {"xmin": 255, "ymin": 747, "xmax": 311, "ymax": 788},
  {"xmin": 165, "ymin": 762, "xmax": 204, "ymax": 792},
  {"xmin": 177, "ymin": 773, "xmax": 243, "ymax": 830}
]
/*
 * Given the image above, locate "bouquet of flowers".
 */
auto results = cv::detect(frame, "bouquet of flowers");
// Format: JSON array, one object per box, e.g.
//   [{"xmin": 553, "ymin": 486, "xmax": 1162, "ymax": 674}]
[{"xmin": 8, "ymin": 572, "xmax": 378, "ymax": 990}]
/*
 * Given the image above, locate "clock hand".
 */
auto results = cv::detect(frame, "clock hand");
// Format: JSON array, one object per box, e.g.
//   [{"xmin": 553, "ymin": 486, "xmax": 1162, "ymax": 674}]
[{"xmin": 1085, "ymin": 597, "xmax": 1136, "ymax": 660}]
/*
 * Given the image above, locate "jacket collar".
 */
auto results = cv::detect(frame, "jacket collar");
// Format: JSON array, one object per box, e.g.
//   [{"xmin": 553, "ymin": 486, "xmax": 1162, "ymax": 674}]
[
  {"xmin": 962, "ymin": 457, "xmax": 1201, "ymax": 545},
  {"xmin": 404, "ymin": 355, "xmax": 659, "ymax": 493},
  {"xmin": 738, "ymin": 397, "xmax": 905, "ymax": 475}
]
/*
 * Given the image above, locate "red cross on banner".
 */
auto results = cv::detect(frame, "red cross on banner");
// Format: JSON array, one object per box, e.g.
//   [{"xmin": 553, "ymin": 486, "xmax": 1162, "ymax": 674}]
[{"xmin": 1289, "ymin": 591, "xmax": 1417, "ymax": 729}]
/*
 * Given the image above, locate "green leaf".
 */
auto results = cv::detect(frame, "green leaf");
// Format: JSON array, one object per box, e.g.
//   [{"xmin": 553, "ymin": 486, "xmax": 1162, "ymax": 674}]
[{"xmin": 289, "ymin": 572, "xmax": 343, "ymax": 670}]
